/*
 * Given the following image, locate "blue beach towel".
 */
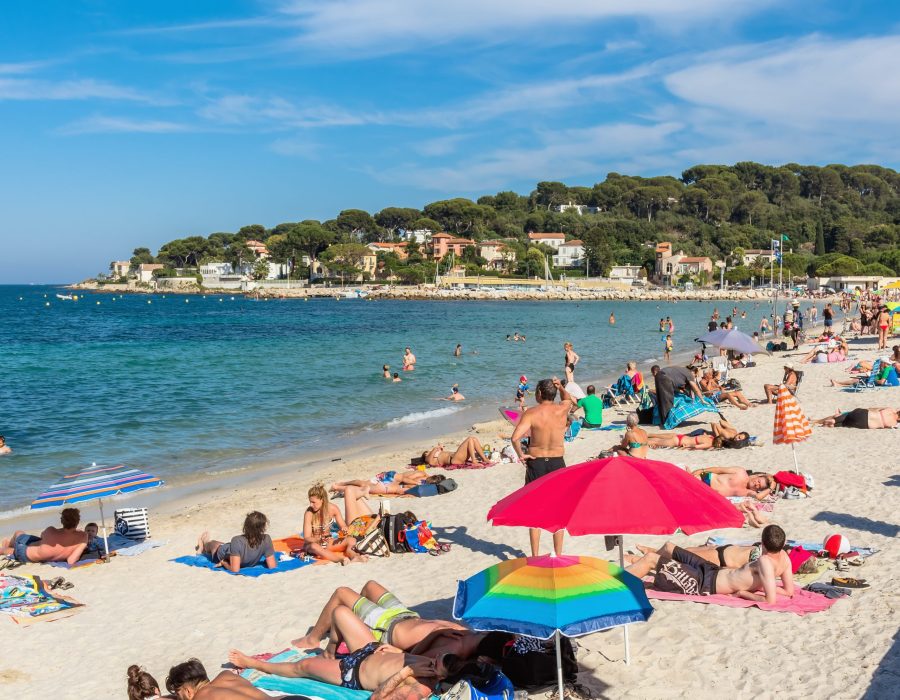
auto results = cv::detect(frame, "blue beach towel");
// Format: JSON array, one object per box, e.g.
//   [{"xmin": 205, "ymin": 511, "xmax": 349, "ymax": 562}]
[
  {"xmin": 656, "ymin": 395, "xmax": 720, "ymax": 430},
  {"xmin": 170, "ymin": 553, "xmax": 313, "ymax": 577},
  {"xmin": 581, "ymin": 424, "xmax": 626, "ymax": 431},
  {"xmin": 241, "ymin": 649, "xmax": 372, "ymax": 700}
]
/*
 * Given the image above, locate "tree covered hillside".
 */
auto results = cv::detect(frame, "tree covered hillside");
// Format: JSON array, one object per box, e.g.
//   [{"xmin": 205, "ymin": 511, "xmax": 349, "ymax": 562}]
[{"xmin": 130, "ymin": 162, "xmax": 900, "ymax": 284}]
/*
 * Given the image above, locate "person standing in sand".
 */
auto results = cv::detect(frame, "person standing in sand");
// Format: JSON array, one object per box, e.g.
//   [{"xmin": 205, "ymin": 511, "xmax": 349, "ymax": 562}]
[
  {"xmin": 511, "ymin": 378, "xmax": 572, "ymax": 557},
  {"xmin": 403, "ymin": 347, "xmax": 416, "ymax": 371},
  {"xmin": 563, "ymin": 342, "xmax": 579, "ymax": 383}
]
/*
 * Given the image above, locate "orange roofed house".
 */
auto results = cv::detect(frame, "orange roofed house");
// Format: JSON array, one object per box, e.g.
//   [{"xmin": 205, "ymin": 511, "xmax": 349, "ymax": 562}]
[
  {"xmin": 430, "ymin": 233, "xmax": 476, "ymax": 260},
  {"xmin": 654, "ymin": 242, "xmax": 713, "ymax": 285}
]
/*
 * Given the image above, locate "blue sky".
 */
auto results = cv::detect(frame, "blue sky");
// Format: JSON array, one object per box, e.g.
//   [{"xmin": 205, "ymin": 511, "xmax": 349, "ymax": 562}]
[{"xmin": 2, "ymin": 1, "xmax": 899, "ymax": 283}]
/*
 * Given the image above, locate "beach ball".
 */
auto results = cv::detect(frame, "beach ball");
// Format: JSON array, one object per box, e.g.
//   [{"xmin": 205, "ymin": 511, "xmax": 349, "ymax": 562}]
[{"xmin": 823, "ymin": 533, "xmax": 851, "ymax": 558}]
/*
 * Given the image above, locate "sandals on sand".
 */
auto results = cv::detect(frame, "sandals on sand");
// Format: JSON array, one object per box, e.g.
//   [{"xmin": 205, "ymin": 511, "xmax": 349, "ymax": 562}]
[
  {"xmin": 549, "ymin": 682, "xmax": 595, "ymax": 700},
  {"xmin": 46, "ymin": 576, "xmax": 75, "ymax": 591},
  {"xmin": 0, "ymin": 557, "xmax": 24, "ymax": 571},
  {"xmin": 830, "ymin": 577, "xmax": 869, "ymax": 590}
]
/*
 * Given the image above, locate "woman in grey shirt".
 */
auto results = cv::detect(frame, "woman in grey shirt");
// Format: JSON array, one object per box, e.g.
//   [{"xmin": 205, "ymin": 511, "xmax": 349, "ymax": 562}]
[{"xmin": 196, "ymin": 511, "xmax": 276, "ymax": 572}]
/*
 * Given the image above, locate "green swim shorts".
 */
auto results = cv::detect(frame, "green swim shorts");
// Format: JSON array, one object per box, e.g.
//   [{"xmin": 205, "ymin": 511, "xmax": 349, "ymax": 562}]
[{"xmin": 352, "ymin": 592, "xmax": 419, "ymax": 644}]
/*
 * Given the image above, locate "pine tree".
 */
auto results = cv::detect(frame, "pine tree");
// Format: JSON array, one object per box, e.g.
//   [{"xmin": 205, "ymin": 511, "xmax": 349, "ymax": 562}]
[{"xmin": 815, "ymin": 220, "xmax": 826, "ymax": 255}]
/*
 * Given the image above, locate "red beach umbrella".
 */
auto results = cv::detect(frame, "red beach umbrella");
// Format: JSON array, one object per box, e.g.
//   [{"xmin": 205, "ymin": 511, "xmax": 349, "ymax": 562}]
[
  {"xmin": 487, "ymin": 455, "xmax": 744, "ymax": 537},
  {"xmin": 487, "ymin": 454, "xmax": 744, "ymax": 664}
]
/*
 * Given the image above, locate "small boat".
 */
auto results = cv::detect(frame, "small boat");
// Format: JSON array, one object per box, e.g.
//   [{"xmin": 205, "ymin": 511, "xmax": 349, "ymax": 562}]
[{"xmin": 56, "ymin": 293, "xmax": 74, "ymax": 301}]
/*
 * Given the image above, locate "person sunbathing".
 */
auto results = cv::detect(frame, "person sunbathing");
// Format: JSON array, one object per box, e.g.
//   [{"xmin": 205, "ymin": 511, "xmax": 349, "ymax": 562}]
[
  {"xmin": 302, "ymin": 484, "xmax": 365, "ymax": 565},
  {"xmin": 692, "ymin": 467, "xmax": 775, "ymax": 499},
  {"xmin": 632, "ymin": 540, "xmax": 765, "ymax": 569},
  {"xmin": 230, "ymin": 603, "xmax": 494, "ymax": 700},
  {"xmin": 625, "ymin": 525, "xmax": 794, "ymax": 604},
  {"xmin": 830, "ymin": 362, "xmax": 898, "ymax": 387},
  {"xmin": 812, "ymin": 407, "xmax": 900, "ymax": 429},
  {"xmin": 0, "ymin": 507, "xmax": 87, "ymax": 566},
  {"xmin": 292, "ymin": 580, "xmax": 472, "ymax": 656},
  {"xmin": 699, "ymin": 369, "xmax": 751, "ymax": 409},
  {"xmin": 611, "ymin": 413, "xmax": 648, "ymax": 458},
  {"xmin": 195, "ymin": 511, "xmax": 277, "ymax": 573},
  {"xmin": 763, "ymin": 364, "xmax": 799, "ymax": 403},
  {"xmin": 800, "ymin": 337, "xmax": 849, "ymax": 364},
  {"xmin": 422, "ymin": 437, "xmax": 487, "ymax": 467},
  {"xmin": 330, "ymin": 471, "xmax": 436, "ymax": 496},
  {"xmin": 127, "ymin": 665, "xmax": 167, "ymax": 700},
  {"xmin": 647, "ymin": 426, "xmax": 750, "ymax": 450},
  {"xmin": 164, "ymin": 657, "xmax": 280, "ymax": 699}
]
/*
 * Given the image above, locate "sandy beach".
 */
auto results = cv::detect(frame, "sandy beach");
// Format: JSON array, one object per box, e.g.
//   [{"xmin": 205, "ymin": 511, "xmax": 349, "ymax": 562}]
[{"xmin": 1, "ymin": 336, "xmax": 898, "ymax": 699}]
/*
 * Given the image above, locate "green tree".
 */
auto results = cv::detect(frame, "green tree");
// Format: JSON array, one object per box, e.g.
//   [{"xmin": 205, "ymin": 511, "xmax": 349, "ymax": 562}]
[
  {"xmin": 375, "ymin": 207, "xmax": 420, "ymax": 238},
  {"xmin": 320, "ymin": 243, "xmax": 371, "ymax": 280},
  {"xmin": 814, "ymin": 220, "xmax": 826, "ymax": 255},
  {"xmin": 130, "ymin": 247, "xmax": 155, "ymax": 267},
  {"xmin": 336, "ymin": 209, "xmax": 379, "ymax": 242},
  {"xmin": 237, "ymin": 224, "xmax": 266, "ymax": 241},
  {"xmin": 251, "ymin": 258, "xmax": 271, "ymax": 280},
  {"xmin": 423, "ymin": 198, "xmax": 492, "ymax": 235},
  {"xmin": 412, "ymin": 217, "xmax": 441, "ymax": 233}
]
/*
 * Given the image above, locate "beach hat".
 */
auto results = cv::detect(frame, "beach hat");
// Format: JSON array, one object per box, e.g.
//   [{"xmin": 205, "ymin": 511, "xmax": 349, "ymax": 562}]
[
  {"xmin": 783, "ymin": 362, "xmax": 794, "ymax": 370},
  {"xmin": 519, "ymin": 375, "xmax": 527, "ymax": 383},
  {"xmin": 823, "ymin": 533, "xmax": 851, "ymax": 558}
]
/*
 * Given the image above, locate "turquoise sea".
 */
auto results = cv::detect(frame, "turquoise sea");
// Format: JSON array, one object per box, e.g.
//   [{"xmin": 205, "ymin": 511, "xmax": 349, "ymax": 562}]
[{"xmin": 0, "ymin": 285, "xmax": 805, "ymax": 515}]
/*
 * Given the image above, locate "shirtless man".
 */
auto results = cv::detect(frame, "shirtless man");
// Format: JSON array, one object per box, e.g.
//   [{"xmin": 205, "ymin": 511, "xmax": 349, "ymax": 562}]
[
  {"xmin": 813, "ymin": 407, "xmax": 900, "ymax": 429},
  {"xmin": 292, "ymin": 581, "xmax": 471, "ymax": 657},
  {"xmin": 402, "ymin": 348, "xmax": 416, "ymax": 371},
  {"xmin": 692, "ymin": 467, "xmax": 774, "ymax": 499},
  {"xmin": 511, "ymin": 377, "xmax": 572, "ymax": 556},
  {"xmin": 0, "ymin": 507, "xmax": 88, "ymax": 566},
  {"xmin": 0, "ymin": 435, "xmax": 10, "ymax": 455},
  {"xmin": 627, "ymin": 525, "xmax": 794, "ymax": 604},
  {"xmin": 163, "ymin": 657, "xmax": 290, "ymax": 699},
  {"xmin": 632, "ymin": 540, "xmax": 767, "ymax": 570},
  {"xmin": 438, "ymin": 385, "xmax": 465, "ymax": 402}
]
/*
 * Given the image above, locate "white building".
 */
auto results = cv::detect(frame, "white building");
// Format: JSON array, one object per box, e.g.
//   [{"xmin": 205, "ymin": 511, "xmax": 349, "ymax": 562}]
[
  {"xmin": 552, "ymin": 240, "xmax": 585, "ymax": 268},
  {"xmin": 528, "ymin": 232, "xmax": 566, "ymax": 249},
  {"xmin": 399, "ymin": 229, "xmax": 431, "ymax": 243},
  {"xmin": 609, "ymin": 265, "xmax": 643, "ymax": 281},
  {"xmin": 478, "ymin": 240, "xmax": 517, "ymax": 270},
  {"xmin": 738, "ymin": 249, "xmax": 776, "ymax": 266},
  {"xmin": 109, "ymin": 261, "xmax": 131, "ymax": 278},
  {"xmin": 137, "ymin": 263, "xmax": 164, "ymax": 283},
  {"xmin": 554, "ymin": 201, "xmax": 600, "ymax": 215},
  {"xmin": 200, "ymin": 262, "xmax": 233, "ymax": 278}
]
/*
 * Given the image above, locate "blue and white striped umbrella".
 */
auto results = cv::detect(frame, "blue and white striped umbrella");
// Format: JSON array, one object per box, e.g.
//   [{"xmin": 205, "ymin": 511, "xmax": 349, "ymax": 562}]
[{"xmin": 31, "ymin": 465, "xmax": 164, "ymax": 509}]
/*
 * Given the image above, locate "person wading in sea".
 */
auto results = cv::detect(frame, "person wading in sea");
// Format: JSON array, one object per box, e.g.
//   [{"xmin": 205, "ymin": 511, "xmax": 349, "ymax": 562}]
[{"xmin": 511, "ymin": 377, "xmax": 573, "ymax": 557}]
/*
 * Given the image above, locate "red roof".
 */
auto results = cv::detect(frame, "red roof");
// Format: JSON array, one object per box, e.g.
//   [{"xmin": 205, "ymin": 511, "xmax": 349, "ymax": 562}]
[
  {"xmin": 563, "ymin": 240, "xmax": 584, "ymax": 246},
  {"xmin": 680, "ymin": 257, "xmax": 711, "ymax": 263},
  {"xmin": 529, "ymin": 232, "xmax": 565, "ymax": 239}
]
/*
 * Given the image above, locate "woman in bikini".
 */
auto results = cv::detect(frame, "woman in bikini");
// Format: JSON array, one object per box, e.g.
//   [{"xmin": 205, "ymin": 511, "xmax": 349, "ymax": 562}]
[
  {"xmin": 302, "ymin": 483, "xmax": 365, "ymax": 565},
  {"xmin": 563, "ymin": 342, "xmax": 579, "ymax": 383},
  {"xmin": 647, "ymin": 432, "xmax": 717, "ymax": 450},
  {"xmin": 877, "ymin": 306, "xmax": 891, "ymax": 349},
  {"xmin": 813, "ymin": 407, "xmax": 900, "ymax": 429},
  {"xmin": 330, "ymin": 472, "xmax": 446, "ymax": 496},
  {"xmin": 422, "ymin": 437, "xmax": 487, "ymax": 467},
  {"xmin": 612, "ymin": 412, "xmax": 648, "ymax": 458},
  {"xmin": 229, "ymin": 603, "xmax": 494, "ymax": 699}
]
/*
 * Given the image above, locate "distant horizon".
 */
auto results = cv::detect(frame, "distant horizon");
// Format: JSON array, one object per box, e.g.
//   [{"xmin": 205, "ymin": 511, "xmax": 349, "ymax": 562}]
[{"xmin": 2, "ymin": 1, "xmax": 899, "ymax": 283}]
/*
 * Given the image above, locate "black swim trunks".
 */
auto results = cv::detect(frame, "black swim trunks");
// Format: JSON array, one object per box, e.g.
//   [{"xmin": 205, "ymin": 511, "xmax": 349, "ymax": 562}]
[
  {"xmin": 339, "ymin": 642, "xmax": 380, "ymax": 690},
  {"xmin": 525, "ymin": 456, "xmax": 566, "ymax": 484},
  {"xmin": 652, "ymin": 546, "xmax": 719, "ymax": 596},
  {"xmin": 834, "ymin": 408, "xmax": 869, "ymax": 429}
]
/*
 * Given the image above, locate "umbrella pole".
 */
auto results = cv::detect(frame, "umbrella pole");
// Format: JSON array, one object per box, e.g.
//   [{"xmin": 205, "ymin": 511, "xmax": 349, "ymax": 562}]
[
  {"xmin": 555, "ymin": 630, "xmax": 565, "ymax": 700},
  {"xmin": 618, "ymin": 537, "xmax": 631, "ymax": 665},
  {"xmin": 791, "ymin": 443, "xmax": 800, "ymax": 472},
  {"xmin": 99, "ymin": 498, "xmax": 110, "ymax": 560}
]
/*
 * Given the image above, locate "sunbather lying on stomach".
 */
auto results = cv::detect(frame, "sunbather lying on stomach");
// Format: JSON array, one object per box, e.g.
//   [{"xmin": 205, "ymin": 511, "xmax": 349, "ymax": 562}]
[
  {"xmin": 692, "ymin": 467, "xmax": 775, "ymax": 500},
  {"xmin": 292, "ymin": 580, "xmax": 474, "ymax": 657},
  {"xmin": 812, "ymin": 407, "xmax": 900, "ymax": 429},
  {"xmin": 164, "ymin": 657, "xmax": 299, "ymax": 699},
  {"xmin": 231, "ymin": 603, "xmax": 496, "ymax": 700},
  {"xmin": 630, "ymin": 540, "xmax": 765, "ymax": 569},
  {"xmin": 625, "ymin": 525, "xmax": 794, "ymax": 604}
]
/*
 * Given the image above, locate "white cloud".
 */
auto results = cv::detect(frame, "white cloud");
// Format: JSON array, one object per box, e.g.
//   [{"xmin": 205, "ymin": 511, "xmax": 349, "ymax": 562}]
[
  {"xmin": 378, "ymin": 121, "xmax": 683, "ymax": 191},
  {"xmin": 269, "ymin": 135, "xmax": 321, "ymax": 158},
  {"xmin": 666, "ymin": 34, "xmax": 900, "ymax": 124},
  {"xmin": 0, "ymin": 77, "xmax": 154, "ymax": 102},
  {"xmin": 0, "ymin": 60, "xmax": 51, "ymax": 75},
  {"xmin": 58, "ymin": 116, "xmax": 189, "ymax": 135},
  {"xmin": 414, "ymin": 134, "xmax": 467, "ymax": 157},
  {"xmin": 282, "ymin": 0, "xmax": 771, "ymax": 55},
  {"xmin": 197, "ymin": 94, "xmax": 376, "ymax": 128}
]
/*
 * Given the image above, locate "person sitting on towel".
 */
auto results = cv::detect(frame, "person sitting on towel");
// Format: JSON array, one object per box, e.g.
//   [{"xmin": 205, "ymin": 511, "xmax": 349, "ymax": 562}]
[
  {"xmin": 195, "ymin": 510, "xmax": 277, "ymax": 572},
  {"xmin": 625, "ymin": 525, "xmax": 794, "ymax": 604}
]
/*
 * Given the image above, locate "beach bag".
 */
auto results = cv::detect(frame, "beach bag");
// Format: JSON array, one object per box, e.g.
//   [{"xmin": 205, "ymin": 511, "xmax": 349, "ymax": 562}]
[
  {"xmin": 114, "ymin": 508, "xmax": 150, "ymax": 540},
  {"xmin": 344, "ymin": 515, "xmax": 380, "ymax": 539},
  {"xmin": 723, "ymin": 379, "xmax": 742, "ymax": 391},
  {"xmin": 354, "ymin": 528, "xmax": 390, "ymax": 558},
  {"xmin": 404, "ymin": 520, "xmax": 438, "ymax": 553},
  {"xmin": 440, "ymin": 672, "xmax": 515, "ymax": 700},
  {"xmin": 436, "ymin": 478, "xmax": 457, "ymax": 494},
  {"xmin": 499, "ymin": 636, "xmax": 577, "ymax": 688},
  {"xmin": 380, "ymin": 512, "xmax": 417, "ymax": 553}
]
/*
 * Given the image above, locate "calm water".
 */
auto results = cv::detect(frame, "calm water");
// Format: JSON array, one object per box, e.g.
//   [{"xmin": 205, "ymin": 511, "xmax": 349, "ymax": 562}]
[{"xmin": 0, "ymin": 285, "xmax": 801, "ymax": 514}]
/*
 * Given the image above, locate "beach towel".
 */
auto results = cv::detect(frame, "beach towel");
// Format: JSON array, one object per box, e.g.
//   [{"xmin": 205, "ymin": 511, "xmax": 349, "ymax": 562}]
[
  {"xmin": 241, "ymin": 649, "xmax": 371, "ymax": 700},
  {"xmin": 658, "ymin": 394, "xmax": 720, "ymax": 430},
  {"xmin": 707, "ymin": 537, "xmax": 878, "ymax": 560},
  {"xmin": 581, "ymin": 424, "xmax": 626, "ymax": 431},
  {"xmin": 645, "ymin": 587, "xmax": 837, "ymax": 615},
  {"xmin": 47, "ymin": 534, "xmax": 167, "ymax": 569},
  {"xmin": 0, "ymin": 573, "xmax": 83, "ymax": 625},
  {"xmin": 441, "ymin": 461, "xmax": 495, "ymax": 470},
  {"xmin": 170, "ymin": 536, "xmax": 316, "ymax": 576}
]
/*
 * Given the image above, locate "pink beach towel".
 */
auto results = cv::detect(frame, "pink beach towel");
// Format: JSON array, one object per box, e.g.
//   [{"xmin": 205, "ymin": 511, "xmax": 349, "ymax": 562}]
[{"xmin": 646, "ymin": 587, "xmax": 837, "ymax": 615}]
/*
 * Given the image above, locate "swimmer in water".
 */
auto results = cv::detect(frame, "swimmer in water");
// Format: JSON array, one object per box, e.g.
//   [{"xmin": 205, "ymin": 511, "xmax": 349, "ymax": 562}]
[
  {"xmin": 403, "ymin": 347, "xmax": 416, "ymax": 370},
  {"xmin": 0, "ymin": 435, "xmax": 10, "ymax": 455},
  {"xmin": 609, "ymin": 312, "xmax": 615, "ymax": 325},
  {"xmin": 454, "ymin": 344, "xmax": 462, "ymax": 357},
  {"xmin": 392, "ymin": 372, "xmax": 401, "ymax": 382},
  {"xmin": 439, "ymin": 385, "xmax": 465, "ymax": 401},
  {"xmin": 382, "ymin": 364, "xmax": 391, "ymax": 379}
]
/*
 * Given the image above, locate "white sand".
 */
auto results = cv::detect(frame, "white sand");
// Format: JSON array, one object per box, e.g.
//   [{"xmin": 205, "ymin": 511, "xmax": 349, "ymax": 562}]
[{"xmin": 1, "ymin": 339, "xmax": 898, "ymax": 698}]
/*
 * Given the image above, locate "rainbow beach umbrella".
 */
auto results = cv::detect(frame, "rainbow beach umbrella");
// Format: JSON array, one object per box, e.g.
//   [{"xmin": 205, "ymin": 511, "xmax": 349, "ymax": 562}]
[
  {"xmin": 454, "ymin": 555, "xmax": 652, "ymax": 698},
  {"xmin": 31, "ymin": 464, "xmax": 164, "ymax": 557}
]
